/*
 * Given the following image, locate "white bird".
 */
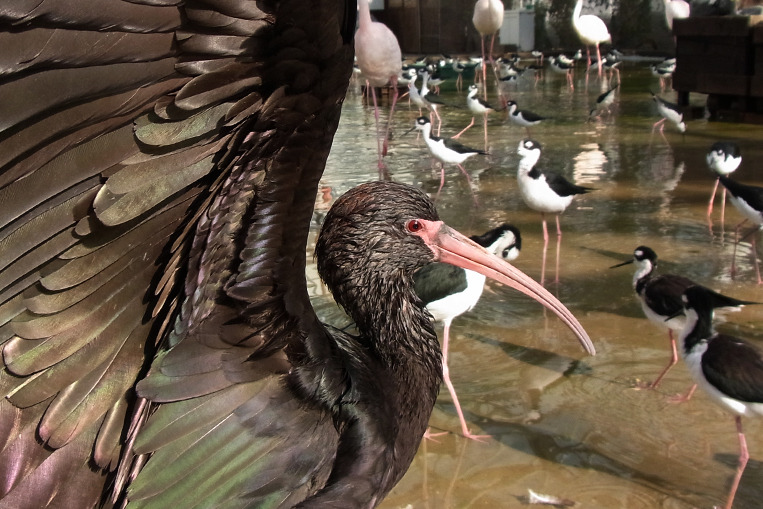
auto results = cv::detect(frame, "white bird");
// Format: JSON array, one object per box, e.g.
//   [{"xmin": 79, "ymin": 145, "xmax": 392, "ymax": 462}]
[
  {"xmin": 355, "ymin": 0, "xmax": 402, "ymax": 171},
  {"xmin": 707, "ymin": 141, "xmax": 742, "ymax": 223},
  {"xmin": 664, "ymin": 0, "xmax": 690, "ymax": 30},
  {"xmin": 650, "ymin": 59, "xmax": 675, "ymax": 91},
  {"xmin": 572, "ymin": 0, "xmax": 611, "ymax": 77},
  {"xmin": 672, "ymin": 286, "xmax": 763, "ymax": 509},
  {"xmin": 472, "ymin": 0, "xmax": 505, "ymax": 98},
  {"xmin": 548, "ymin": 56, "xmax": 575, "ymax": 90},
  {"xmin": 651, "ymin": 92, "xmax": 686, "ymax": 133},
  {"xmin": 410, "ymin": 116, "xmax": 487, "ymax": 199},
  {"xmin": 452, "ymin": 84, "xmax": 498, "ymax": 146},
  {"xmin": 588, "ymin": 84, "xmax": 618, "ymax": 119},
  {"xmin": 516, "ymin": 139, "xmax": 592, "ymax": 283},
  {"xmin": 414, "ymin": 224, "xmax": 521, "ymax": 441}
]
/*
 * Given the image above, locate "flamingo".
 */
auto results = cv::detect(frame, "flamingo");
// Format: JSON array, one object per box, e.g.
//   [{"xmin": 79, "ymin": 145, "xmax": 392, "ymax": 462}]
[
  {"xmin": 355, "ymin": 0, "xmax": 403, "ymax": 171},
  {"xmin": 664, "ymin": 0, "xmax": 690, "ymax": 30},
  {"xmin": 0, "ymin": 2, "xmax": 595, "ymax": 507},
  {"xmin": 472, "ymin": 0, "xmax": 505, "ymax": 99},
  {"xmin": 572, "ymin": 0, "xmax": 611, "ymax": 77}
]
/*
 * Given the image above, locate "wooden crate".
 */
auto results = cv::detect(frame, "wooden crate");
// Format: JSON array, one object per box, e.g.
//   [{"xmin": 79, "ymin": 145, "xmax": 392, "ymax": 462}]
[{"xmin": 674, "ymin": 16, "xmax": 763, "ymax": 103}]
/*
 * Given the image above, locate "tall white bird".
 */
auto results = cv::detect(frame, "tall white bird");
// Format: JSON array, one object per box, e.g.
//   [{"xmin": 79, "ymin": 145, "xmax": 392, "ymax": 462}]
[
  {"xmin": 472, "ymin": 0, "xmax": 505, "ymax": 99},
  {"xmin": 572, "ymin": 0, "xmax": 611, "ymax": 77},
  {"xmin": 664, "ymin": 0, "xmax": 690, "ymax": 30},
  {"xmin": 355, "ymin": 0, "xmax": 403, "ymax": 171}
]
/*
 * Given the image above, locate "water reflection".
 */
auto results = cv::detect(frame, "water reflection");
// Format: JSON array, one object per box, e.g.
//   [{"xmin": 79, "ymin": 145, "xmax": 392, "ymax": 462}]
[
  {"xmin": 316, "ymin": 64, "xmax": 763, "ymax": 509},
  {"xmin": 572, "ymin": 142, "xmax": 608, "ymax": 185}
]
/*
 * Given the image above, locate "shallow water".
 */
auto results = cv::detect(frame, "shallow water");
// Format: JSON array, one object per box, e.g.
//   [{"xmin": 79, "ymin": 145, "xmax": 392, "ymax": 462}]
[{"xmin": 310, "ymin": 64, "xmax": 763, "ymax": 509}]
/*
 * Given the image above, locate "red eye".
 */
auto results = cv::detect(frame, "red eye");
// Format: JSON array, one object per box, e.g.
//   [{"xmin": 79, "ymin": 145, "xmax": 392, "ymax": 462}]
[{"xmin": 406, "ymin": 219, "xmax": 422, "ymax": 232}]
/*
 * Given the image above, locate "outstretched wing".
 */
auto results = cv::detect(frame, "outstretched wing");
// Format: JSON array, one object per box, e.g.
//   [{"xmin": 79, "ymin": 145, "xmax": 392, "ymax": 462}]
[{"xmin": 0, "ymin": 1, "xmax": 355, "ymax": 507}]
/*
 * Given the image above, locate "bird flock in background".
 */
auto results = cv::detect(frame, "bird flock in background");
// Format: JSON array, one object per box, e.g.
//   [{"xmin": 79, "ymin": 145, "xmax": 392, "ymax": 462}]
[
  {"xmin": 0, "ymin": 0, "xmax": 760, "ymax": 508},
  {"xmin": 351, "ymin": 1, "xmax": 761, "ymax": 508}
]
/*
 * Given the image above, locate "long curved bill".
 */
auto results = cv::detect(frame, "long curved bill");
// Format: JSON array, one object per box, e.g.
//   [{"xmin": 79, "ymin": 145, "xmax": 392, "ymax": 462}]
[{"xmin": 416, "ymin": 220, "xmax": 595, "ymax": 355}]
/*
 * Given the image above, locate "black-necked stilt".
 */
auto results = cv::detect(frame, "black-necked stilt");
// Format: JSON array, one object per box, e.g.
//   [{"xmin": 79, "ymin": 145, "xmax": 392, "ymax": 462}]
[
  {"xmin": 497, "ymin": 74, "xmax": 520, "ymax": 106},
  {"xmin": 411, "ymin": 116, "xmax": 487, "ymax": 198},
  {"xmin": 426, "ymin": 67, "xmax": 445, "ymax": 94},
  {"xmin": 507, "ymin": 101, "xmax": 547, "ymax": 136},
  {"xmin": 407, "ymin": 73, "xmax": 436, "ymax": 120},
  {"xmin": 611, "ymin": 246, "xmax": 754, "ymax": 391},
  {"xmin": 557, "ymin": 51, "xmax": 580, "ymax": 67},
  {"xmin": 473, "ymin": 0, "xmax": 505, "ymax": 99},
  {"xmin": 603, "ymin": 53, "xmax": 621, "ymax": 81},
  {"xmin": 588, "ymin": 84, "xmax": 618, "ymax": 120},
  {"xmin": 707, "ymin": 141, "xmax": 742, "ymax": 222},
  {"xmin": 451, "ymin": 58, "xmax": 476, "ymax": 92},
  {"xmin": 671, "ymin": 285, "xmax": 763, "ymax": 509},
  {"xmin": 415, "ymin": 224, "xmax": 522, "ymax": 440},
  {"xmin": 454, "ymin": 84, "xmax": 498, "ymax": 144},
  {"xmin": 548, "ymin": 56, "xmax": 575, "ymax": 89},
  {"xmin": 719, "ymin": 175, "xmax": 763, "ymax": 284},
  {"xmin": 517, "ymin": 139, "xmax": 592, "ymax": 283},
  {"xmin": 466, "ymin": 84, "xmax": 498, "ymax": 117},
  {"xmin": 651, "ymin": 59, "xmax": 675, "ymax": 91},
  {"xmin": 355, "ymin": 0, "xmax": 402, "ymax": 171},
  {"xmin": 572, "ymin": 0, "xmax": 611, "ymax": 77},
  {"xmin": 651, "ymin": 92, "xmax": 686, "ymax": 133},
  {"xmin": 420, "ymin": 70, "xmax": 447, "ymax": 135}
]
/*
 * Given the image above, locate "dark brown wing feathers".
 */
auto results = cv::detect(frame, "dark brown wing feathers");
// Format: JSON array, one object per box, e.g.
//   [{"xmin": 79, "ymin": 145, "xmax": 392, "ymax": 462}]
[{"xmin": 0, "ymin": 0, "xmax": 354, "ymax": 506}]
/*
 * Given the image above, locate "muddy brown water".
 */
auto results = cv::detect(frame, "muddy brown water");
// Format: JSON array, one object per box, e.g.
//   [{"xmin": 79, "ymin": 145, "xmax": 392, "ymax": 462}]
[{"xmin": 307, "ymin": 63, "xmax": 763, "ymax": 509}]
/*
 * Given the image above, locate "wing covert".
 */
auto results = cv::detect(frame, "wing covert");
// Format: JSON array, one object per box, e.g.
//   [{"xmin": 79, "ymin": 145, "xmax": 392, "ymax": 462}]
[{"xmin": 0, "ymin": 0, "xmax": 355, "ymax": 506}]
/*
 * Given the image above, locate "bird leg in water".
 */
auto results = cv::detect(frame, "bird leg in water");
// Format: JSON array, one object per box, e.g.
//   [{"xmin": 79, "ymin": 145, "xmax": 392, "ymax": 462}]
[
  {"xmin": 452, "ymin": 118, "xmax": 475, "ymax": 139},
  {"xmin": 451, "ymin": 117, "xmax": 474, "ymax": 140},
  {"xmin": 731, "ymin": 220, "xmax": 762, "ymax": 284},
  {"xmin": 382, "ymin": 75, "xmax": 399, "ymax": 158},
  {"xmin": 724, "ymin": 415, "xmax": 750, "ymax": 509},
  {"xmin": 595, "ymin": 44, "xmax": 603, "ymax": 78},
  {"xmin": 541, "ymin": 213, "xmax": 549, "ymax": 285},
  {"xmin": 440, "ymin": 321, "xmax": 490, "ymax": 441},
  {"xmin": 368, "ymin": 81, "xmax": 385, "ymax": 172},
  {"xmin": 651, "ymin": 330, "xmax": 678, "ymax": 389},
  {"xmin": 481, "ymin": 38, "xmax": 489, "ymax": 100},
  {"xmin": 708, "ymin": 178, "xmax": 729, "ymax": 227},
  {"xmin": 554, "ymin": 215, "xmax": 562, "ymax": 284}
]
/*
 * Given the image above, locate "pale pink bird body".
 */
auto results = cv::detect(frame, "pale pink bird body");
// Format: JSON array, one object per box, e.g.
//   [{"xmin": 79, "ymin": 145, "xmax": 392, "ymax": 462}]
[{"xmin": 355, "ymin": 0, "xmax": 402, "ymax": 169}]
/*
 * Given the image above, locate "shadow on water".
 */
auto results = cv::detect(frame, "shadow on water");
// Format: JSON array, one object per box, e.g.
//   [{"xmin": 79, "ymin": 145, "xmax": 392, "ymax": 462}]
[{"xmin": 311, "ymin": 62, "xmax": 763, "ymax": 509}]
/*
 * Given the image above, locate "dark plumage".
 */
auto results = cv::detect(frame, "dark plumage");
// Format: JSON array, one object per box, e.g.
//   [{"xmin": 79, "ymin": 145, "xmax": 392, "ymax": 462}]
[
  {"xmin": 719, "ymin": 175, "xmax": 763, "ymax": 223},
  {"xmin": 611, "ymin": 246, "xmax": 755, "ymax": 388},
  {"xmin": 0, "ymin": 4, "xmax": 595, "ymax": 507},
  {"xmin": 672, "ymin": 286, "xmax": 763, "ymax": 509},
  {"xmin": 516, "ymin": 139, "xmax": 592, "ymax": 283},
  {"xmin": 507, "ymin": 101, "xmax": 547, "ymax": 135},
  {"xmin": 413, "ymin": 224, "xmax": 521, "ymax": 440},
  {"xmin": 527, "ymin": 167, "xmax": 592, "ymax": 198},
  {"xmin": 718, "ymin": 175, "xmax": 763, "ymax": 283}
]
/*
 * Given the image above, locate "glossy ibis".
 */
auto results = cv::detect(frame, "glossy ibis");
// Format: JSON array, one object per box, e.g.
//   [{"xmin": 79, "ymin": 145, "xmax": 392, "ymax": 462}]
[{"xmin": 0, "ymin": 2, "xmax": 593, "ymax": 507}]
